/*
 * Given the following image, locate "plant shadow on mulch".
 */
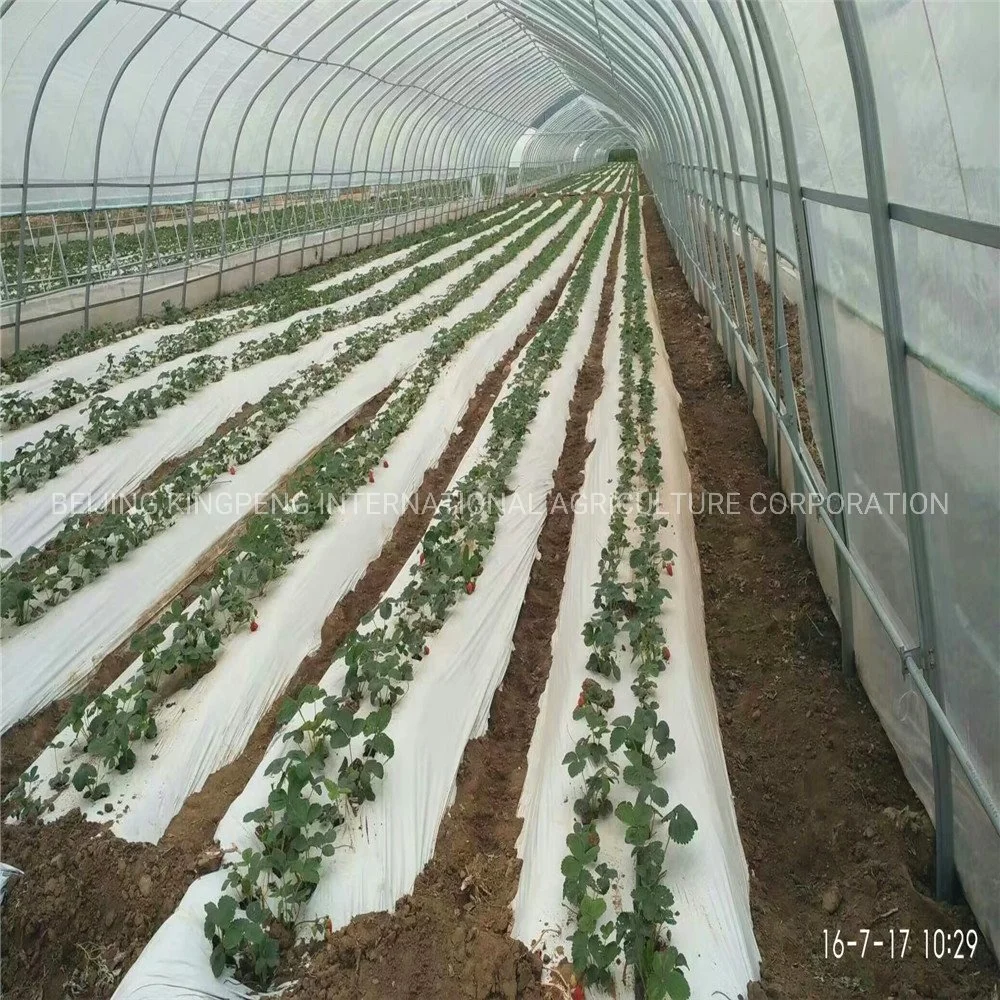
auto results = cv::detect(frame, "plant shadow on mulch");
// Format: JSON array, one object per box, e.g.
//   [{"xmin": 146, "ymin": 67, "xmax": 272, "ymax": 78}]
[{"xmin": 640, "ymin": 194, "xmax": 996, "ymax": 1000}]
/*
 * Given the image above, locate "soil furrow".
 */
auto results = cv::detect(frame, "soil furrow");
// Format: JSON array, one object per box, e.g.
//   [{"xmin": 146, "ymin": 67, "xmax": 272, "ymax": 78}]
[{"xmin": 640, "ymin": 193, "xmax": 995, "ymax": 1000}]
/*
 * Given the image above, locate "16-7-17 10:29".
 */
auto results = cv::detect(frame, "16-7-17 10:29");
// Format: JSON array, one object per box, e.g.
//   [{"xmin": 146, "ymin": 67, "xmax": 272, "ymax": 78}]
[{"xmin": 823, "ymin": 927, "xmax": 980, "ymax": 961}]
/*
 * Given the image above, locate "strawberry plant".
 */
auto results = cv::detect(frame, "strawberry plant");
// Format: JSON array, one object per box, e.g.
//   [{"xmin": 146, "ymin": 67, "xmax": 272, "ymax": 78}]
[
  {"xmin": 200, "ymin": 197, "xmax": 619, "ymax": 988},
  {"xmin": 6, "ymin": 197, "xmax": 595, "ymax": 820},
  {"xmin": 203, "ymin": 895, "xmax": 280, "ymax": 986},
  {"xmin": 560, "ymin": 191, "xmax": 696, "ymax": 1000},
  {"xmin": 563, "ymin": 825, "xmax": 619, "ymax": 985}
]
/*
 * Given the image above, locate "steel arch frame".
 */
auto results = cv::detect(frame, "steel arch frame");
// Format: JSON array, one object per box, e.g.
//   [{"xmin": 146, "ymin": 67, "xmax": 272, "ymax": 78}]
[
  {"xmin": 509, "ymin": 2, "xmax": 717, "ymax": 298},
  {"xmin": 13, "ymin": 0, "xmax": 111, "ymax": 347},
  {"xmin": 520, "ymin": 102, "xmax": 632, "ymax": 185},
  {"xmin": 358, "ymin": 24, "xmax": 559, "ymax": 245},
  {"xmin": 135, "ymin": 0, "xmax": 258, "ymax": 320},
  {"xmin": 82, "ymin": 0, "xmax": 186, "ymax": 330},
  {"xmin": 180, "ymin": 0, "xmax": 322, "ymax": 307},
  {"xmin": 246, "ymin": 0, "xmax": 452, "ymax": 286},
  {"xmin": 318, "ymin": 5, "xmax": 507, "ymax": 264}
]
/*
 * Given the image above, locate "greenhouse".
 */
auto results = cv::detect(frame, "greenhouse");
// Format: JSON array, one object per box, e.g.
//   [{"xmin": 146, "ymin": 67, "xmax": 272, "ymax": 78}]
[{"xmin": 0, "ymin": 2, "xmax": 997, "ymax": 998}]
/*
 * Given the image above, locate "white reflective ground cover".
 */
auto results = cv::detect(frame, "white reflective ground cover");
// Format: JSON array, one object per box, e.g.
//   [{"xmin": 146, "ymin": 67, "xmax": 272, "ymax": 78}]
[
  {"xmin": 511, "ymin": 220, "xmax": 759, "ymax": 996},
  {"xmin": 1, "ymin": 203, "xmax": 583, "ymax": 733},
  {"xmin": 108, "ymin": 202, "xmax": 611, "ymax": 1000}
]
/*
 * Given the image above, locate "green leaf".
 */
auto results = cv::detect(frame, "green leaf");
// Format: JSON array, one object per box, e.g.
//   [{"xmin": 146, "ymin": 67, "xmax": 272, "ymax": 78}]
[
  {"xmin": 660, "ymin": 969, "xmax": 691, "ymax": 1000},
  {"xmin": 667, "ymin": 803, "xmax": 697, "ymax": 845},
  {"xmin": 217, "ymin": 894, "xmax": 237, "ymax": 923},
  {"xmin": 561, "ymin": 855, "xmax": 583, "ymax": 879},
  {"xmin": 71, "ymin": 762, "xmax": 97, "ymax": 791},
  {"xmin": 210, "ymin": 943, "xmax": 227, "ymax": 978},
  {"xmin": 222, "ymin": 922, "xmax": 243, "ymax": 951}
]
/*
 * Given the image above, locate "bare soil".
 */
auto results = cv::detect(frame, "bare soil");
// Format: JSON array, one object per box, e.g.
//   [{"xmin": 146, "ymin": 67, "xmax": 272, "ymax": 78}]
[
  {"xmin": 0, "ymin": 230, "xmax": 587, "ymax": 1000},
  {"xmin": 642, "ymin": 197, "xmax": 996, "ymax": 1000}
]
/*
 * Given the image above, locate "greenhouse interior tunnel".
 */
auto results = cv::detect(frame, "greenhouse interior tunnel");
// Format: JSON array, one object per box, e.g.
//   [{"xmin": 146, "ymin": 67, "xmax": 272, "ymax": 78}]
[{"xmin": 0, "ymin": 1, "xmax": 998, "ymax": 998}]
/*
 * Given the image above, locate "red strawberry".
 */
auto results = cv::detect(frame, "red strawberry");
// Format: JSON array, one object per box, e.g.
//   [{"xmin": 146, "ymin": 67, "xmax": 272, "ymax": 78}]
[
  {"xmin": 250, "ymin": 620, "xmax": 259, "ymax": 633},
  {"xmin": 662, "ymin": 645, "xmax": 671, "ymax": 661},
  {"xmin": 465, "ymin": 580, "xmax": 476, "ymax": 595},
  {"xmin": 572, "ymin": 985, "xmax": 585, "ymax": 1000},
  {"xmin": 423, "ymin": 645, "xmax": 430, "ymax": 656},
  {"xmin": 666, "ymin": 562, "xmax": 674, "ymax": 576},
  {"xmin": 576, "ymin": 694, "xmax": 585, "ymax": 709},
  {"xmin": 382, "ymin": 459, "xmax": 389, "ymax": 468},
  {"xmin": 228, "ymin": 464, "xmax": 237, "ymax": 476},
  {"xmin": 368, "ymin": 470, "xmax": 375, "ymax": 484}
]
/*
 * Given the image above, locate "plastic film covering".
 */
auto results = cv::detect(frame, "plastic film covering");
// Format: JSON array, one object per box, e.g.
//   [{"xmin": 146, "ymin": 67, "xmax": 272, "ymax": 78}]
[
  {"xmin": 1, "ymin": 0, "xmax": 569, "ymax": 210},
  {"xmin": 1, "ymin": 0, "xmax": 998, "ymax": 961},
  {"xmin": 503, "ymin": 0, "xmax": 1000, "ymax": 957}
]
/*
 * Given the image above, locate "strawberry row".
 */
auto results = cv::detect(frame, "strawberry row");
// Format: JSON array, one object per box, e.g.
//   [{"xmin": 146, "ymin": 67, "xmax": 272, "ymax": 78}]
[
  {"xmin": 5, "ymin": 198, "xmax": 596, "ymax": 821},
  {"xmin": 8, "ymin": 201, "xmax": 599, "ymax": 840},
  {"xmin": 561, "ymin": 190, "xmax": 696, "ymax": 1000},
  {"xmin": 0, "ymin": 199, "xmax": 537, "ymax": 444},
  {"xmin": 0, "ymin": 188, "xmax": 497, "ymax": 387},
  {"xmin": 198, "ymin": 198, "xmax": 620, "ymax": 986},
  {"xmin": 0, "ymin": 200, "xmax": 535, "ymax": 431},
  {"xmin": 0, "ymin": 205, "xmax": 572, "ymax": 567},
  {"xmin": 0, "ymin": 201, "xmax": 568, "ymax": 504},
  {"xmin": 612, "ymin": 166, "xmax": 635, "ymax": 195},
  {"xmin": 546, "ymin": 167, "xmax": 613, "ymax": 195},
  {"xmin": 0, "ymin": 205, "xmax": 590, "ymax": 739},
  {"xmin": 226, "ymin": 202, "xmax": 552, "ymax": 372},
  {"xmin": 0, "ymin": 202, "xmax": 581, "ymax": 632}
]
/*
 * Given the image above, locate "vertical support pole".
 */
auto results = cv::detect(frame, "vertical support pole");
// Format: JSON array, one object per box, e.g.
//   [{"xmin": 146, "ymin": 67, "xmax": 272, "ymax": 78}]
[
  {"xmin": 104, "ymin": 210, "xmax": 121, "ymax": 277},
  {"xmin": 836, "ymin": 0, "xmax": 955, "ymax": 902},
  {"xmin": 181, "ymin": 201, "xmax": 194, "ymax": 308},
  {"xmin": 51, "ymin": 216, "xmax": 69, "ymax": 287},
  {"xmin": 747, "ymin": 0, "xmax": 856, "ymax": 679},
  {"xmin": 711, "ymin": 0, "xmax": 798, "ymax": 518},
  {"xmin": 137, "ymin": 204, "xmax": 151, "ymax": 319},
  {"xmin": 13, "ymin": 0, "xmax": 110, "ymax": 350}
]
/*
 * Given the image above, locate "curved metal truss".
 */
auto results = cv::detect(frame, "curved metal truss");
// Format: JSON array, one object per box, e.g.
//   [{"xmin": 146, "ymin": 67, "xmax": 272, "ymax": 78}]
[{"xmin": 0, "ymin": 0, "xmax": 997, "ymax": 953}]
